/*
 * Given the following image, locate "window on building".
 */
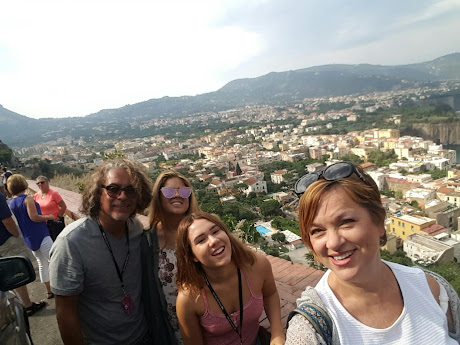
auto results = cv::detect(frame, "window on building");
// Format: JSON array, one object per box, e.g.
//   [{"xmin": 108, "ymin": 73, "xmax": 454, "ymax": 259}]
[
  {"xmin": 398, "ymin": 221, "xmax": 401, "ymax": 226},
  {"xmin": 402, "ymin": 223, "xmax": 405, "ymax": 228},
  {"xmin": 411, "ymin": 225, "xmax": 414, "ymax": 230},
  {"xmin": 403, "ymin": 231, "xmax": 405, "ymax": 235}
]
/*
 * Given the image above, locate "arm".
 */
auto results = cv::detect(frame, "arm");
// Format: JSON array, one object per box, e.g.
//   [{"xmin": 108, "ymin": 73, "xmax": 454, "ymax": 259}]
[
  {"xmin": 426, "ymin": 273, "xmax": 454, "ymax": 333},
  {"xmin": 258, "ymin": 254, "xmax": 285, "ymax": 345},
  {"xmin": 57, "ymin": 199, "xmax": 67, "ymax": 219},
  {"xmin": 176, "ymin": 290, "xmax": 204, "ymax": 345},
  {"xmin": 55, "ymin": 294, "xmax": 85, "ymax": 345},
  {"xmin": 1, "ymin": 216, "xmax": 20, "ymax": 237},
  {"xmin": 25, "ymin": 195, "xmax": 54, "ymax": 222}
]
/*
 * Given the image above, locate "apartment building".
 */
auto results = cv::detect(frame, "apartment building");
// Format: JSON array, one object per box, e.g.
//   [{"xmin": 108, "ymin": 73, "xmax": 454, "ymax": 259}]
[
  {"xmin": 389, "ymin": 214, "xmax": 436, "ymax": 241},
  {"xmin": 271, "ymin": 170, "xmax": 288, "ymax": 184},
  {"xmin": 425, "ymin": 201, "xmax": 460, "ymax": 231},
  {"xmin": 403, "ymin": 233, "xmax": 454, "ymax": 264},
  {"xmin": 438, "ymin": 189, "xmax": 460, "ymax": 208}
]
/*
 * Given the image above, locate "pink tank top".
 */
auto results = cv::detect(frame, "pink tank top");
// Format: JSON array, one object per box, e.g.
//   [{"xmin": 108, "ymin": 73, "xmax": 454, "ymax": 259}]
[{"xmin": 200, "ymin": 270, "xmax": 264, "ymax": 345}]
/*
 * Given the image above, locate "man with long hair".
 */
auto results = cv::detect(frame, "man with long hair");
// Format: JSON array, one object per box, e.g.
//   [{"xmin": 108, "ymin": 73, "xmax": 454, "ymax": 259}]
[{"xmin": 49, "ymin": 159, "xmax": 153, "ymax": 345}]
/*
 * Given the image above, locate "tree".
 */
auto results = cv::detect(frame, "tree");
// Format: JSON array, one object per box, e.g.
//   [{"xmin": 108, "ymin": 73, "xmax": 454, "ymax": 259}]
[
  {"xmin": 260, "ymin": 200, "xmax": 283, "ymax": 218},
  {"xmin": 430, "ymin": 169, "xmax": 448, "ymax": 180},
  {"xmin": 239, "ymin": 220, "xmax": 260, "ymax": 244},
  {"xmin": 367, "ymin": 149, "xmax": 398, "ymax": 167},
  {"xmin": 380, "ymin": 249, "xmax": 413, "ymax": 267},
  {"xmin": 221, "ymin": 214, "xmax": 237, "ymax": 231},
  {"xmin": 271, "ymin": 232, "xmax": 286, "ymax": 243},
  {"xmin": 304, "ymin": 252, "xmax": 327, "ymax": 271},
  {"xmin": 340, "ymin": 153, "xmax": 363, "ymax": 165},
  {"xmin": 235, "ymin": 162, "xmax": 242, "ymax": 175}
]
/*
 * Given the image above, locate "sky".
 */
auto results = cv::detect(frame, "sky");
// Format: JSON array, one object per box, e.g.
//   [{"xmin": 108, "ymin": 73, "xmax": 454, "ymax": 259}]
[{"xmin": 1, "ymin": 0, "xmax": 460, "ymax": 119}]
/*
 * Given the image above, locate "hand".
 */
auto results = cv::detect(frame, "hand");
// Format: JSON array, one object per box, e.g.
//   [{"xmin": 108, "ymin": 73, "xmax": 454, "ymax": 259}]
[{"xmin": 48, "ymin": 215, "xmax": 55, "ymax": 221}]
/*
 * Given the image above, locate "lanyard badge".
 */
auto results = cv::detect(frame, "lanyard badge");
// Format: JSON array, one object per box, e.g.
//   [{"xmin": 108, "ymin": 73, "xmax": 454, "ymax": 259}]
[
  {"xmin": 121, "ymin": 288, "xmax": 135, "ymax": 315},
  {"xmin": 97, "ymin": 219, "xmax": 134, "ymax": 315}
]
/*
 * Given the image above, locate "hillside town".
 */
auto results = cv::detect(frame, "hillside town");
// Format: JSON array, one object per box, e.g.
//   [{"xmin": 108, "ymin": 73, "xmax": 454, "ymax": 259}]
[{"xmin": 9, "ymin": 97, "xmax": 460, "ymax": 269}]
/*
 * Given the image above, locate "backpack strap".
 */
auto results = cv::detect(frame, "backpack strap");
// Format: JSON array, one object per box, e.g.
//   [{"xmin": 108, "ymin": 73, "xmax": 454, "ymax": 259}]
[{"xmin": 287, "ymin": 302, "xmax": 333, "ymax": 345}]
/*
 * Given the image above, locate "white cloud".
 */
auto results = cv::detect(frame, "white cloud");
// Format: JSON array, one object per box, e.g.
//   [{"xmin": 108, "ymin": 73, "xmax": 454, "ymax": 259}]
[{"xmin": 0, "ymin": 0, "xmax": 459, "ymax": 118}]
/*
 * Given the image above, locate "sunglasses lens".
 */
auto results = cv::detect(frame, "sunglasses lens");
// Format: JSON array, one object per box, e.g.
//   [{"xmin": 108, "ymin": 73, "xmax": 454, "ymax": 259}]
[
  {"xmin": 323, "ymin": 162, "xmax": 353, "ymax": 180},
  {"xmin": 161, "ymin": 187, "xmax": 175, "ymax": 198},
  {"xmin": 105, "ymin": 186, "xmax": 121, "ymax": 198},
  {"xmin": 178, "ymin": 187, "xmax": 191, "ymax": 198},
  {"xmin": 294, "ymin": 173, "xmax": 319, "ymax": 195},
  {"xmin": 124, "ymin": 187, "xmax": 137, "ymax": 198}
]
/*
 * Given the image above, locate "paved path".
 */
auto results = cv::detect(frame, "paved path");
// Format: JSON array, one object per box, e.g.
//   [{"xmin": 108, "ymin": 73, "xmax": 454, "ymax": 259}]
[{"xmin": 24, "ymin": 256, "xmax": 63, "ymax": 345}]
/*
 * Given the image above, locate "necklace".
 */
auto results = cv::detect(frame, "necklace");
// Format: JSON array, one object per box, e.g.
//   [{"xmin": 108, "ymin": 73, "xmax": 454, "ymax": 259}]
[{"xmin": 204, "ymin": 268, "xmax": 243, "ymax": 345}]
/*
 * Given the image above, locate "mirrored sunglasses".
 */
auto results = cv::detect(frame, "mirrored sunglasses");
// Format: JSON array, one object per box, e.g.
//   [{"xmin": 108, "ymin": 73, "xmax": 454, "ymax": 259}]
[
  {"xmin": 294, "ymin": 161, "xmax": 367, "ymax": 197},
  {"xmin": 160, "ymin": 187, "xmax": 192, "ymax": 199},
  {"xmin": 102, "ymin": 185, "xmax": 137, "ymax": 198}
]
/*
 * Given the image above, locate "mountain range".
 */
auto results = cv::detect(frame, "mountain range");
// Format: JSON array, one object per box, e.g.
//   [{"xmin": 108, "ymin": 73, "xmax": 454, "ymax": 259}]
[{"xmin": 1, "ymin": 52, "xmax": 460, "ymax": 147}]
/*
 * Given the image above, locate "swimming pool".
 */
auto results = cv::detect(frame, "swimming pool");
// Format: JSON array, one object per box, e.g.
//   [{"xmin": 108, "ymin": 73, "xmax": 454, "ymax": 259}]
[{"xmin": 256, "ymin": 225, "xmax": 271, "ymax": 235}]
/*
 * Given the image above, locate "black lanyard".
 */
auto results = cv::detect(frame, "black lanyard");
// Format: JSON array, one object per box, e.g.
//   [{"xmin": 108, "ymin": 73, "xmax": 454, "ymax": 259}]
[
  {"xmin": 97, "ymin": 219, "xmax": 130, "ymax": 295},
  {"xmin": 204, "ymin": 267, "xmax": 243, "ymax": 345}
]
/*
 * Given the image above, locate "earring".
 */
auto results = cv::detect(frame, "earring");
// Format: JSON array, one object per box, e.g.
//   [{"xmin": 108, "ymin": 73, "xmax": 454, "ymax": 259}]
[{"xmin": 379, "ymin": 236, "xmax": 386, "ymax": 246}]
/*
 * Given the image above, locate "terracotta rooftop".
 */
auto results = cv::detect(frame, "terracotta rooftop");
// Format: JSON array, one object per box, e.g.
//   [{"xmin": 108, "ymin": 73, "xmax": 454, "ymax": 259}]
[{"xmin": 27, "ymin": 180, "xmax": 323, "ymax": 328}]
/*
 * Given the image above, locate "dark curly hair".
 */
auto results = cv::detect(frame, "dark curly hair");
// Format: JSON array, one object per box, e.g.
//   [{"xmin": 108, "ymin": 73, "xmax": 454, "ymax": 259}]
[{"xmin": 80, "ymin": 158, "xmax": 153, "ymax": 218}]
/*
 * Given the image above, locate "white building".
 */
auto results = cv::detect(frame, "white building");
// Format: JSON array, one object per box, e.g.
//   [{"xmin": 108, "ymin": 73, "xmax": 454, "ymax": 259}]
[{"xmin": 404, "ymin": 234, "xmax": 454, "ymax": 264}]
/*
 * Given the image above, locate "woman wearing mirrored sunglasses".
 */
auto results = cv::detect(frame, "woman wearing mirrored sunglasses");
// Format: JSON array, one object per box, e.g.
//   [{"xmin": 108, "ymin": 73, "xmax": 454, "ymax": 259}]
[
  {"xmin": 286, "ymin": 162, "xmax": 458, "ymax": 345},
  {"xmin": 141, "ymin": 170, "xmax": 200, "ymax": 345}
]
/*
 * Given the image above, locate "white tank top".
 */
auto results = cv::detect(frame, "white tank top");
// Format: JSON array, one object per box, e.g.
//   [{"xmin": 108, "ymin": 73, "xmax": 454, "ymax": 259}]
[{"xmin": 316, "ymin": 260, "xmax": 455, "ymax": 344}]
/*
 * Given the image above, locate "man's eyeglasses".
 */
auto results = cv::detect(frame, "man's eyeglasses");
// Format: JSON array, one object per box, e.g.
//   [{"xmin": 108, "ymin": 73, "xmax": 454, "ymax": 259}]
[
  {"xmin": 294, "ymin": 161, "xmax": 367, "ymax": 197},
  {"xmin": 102, "ymin": 185, "xmax": 137, "ymax": 198},
  {"xmin": 160, "ymin": 187, "xmax": 192, "ymax": 199},
  {"xmin": 36, "ymin": 181, "xmax": 47, "ymax": 185}
]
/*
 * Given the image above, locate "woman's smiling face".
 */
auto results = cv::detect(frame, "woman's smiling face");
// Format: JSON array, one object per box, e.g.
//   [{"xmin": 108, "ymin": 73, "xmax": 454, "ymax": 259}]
[
  {"xmin": 160, "ymin": 177, "xmax": 190, "ymax": 216},
  {"xmin": 309, "ymin": 187, "xmax": 385, "ymax": 283},
  {"xmin": 187, "ymin": 218, "xmax": 232, "ymax": 268}
]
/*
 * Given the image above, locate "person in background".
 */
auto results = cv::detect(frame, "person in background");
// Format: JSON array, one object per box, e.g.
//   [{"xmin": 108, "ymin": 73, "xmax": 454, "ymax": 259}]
[
  {"xmin": 7, "ymin": 174, "xmax": 55, "ymax": 299},
  {"xmin": 141, "ymin": 170, "xmax": 200, "ymax": 345},
  {"xmin": 2, "ymin": 167, "xmax": 12, "ymax": 197},
  {"xmin": 34, "ymin": 175, "xmax": 67, "ymax": 241},
  {"xmin": 286, "ymin": 161, "xmax": 458, "ymax": 344},
  {"xmin": 0, "ymin": 177, "xmax": 6, "ymax": 197},
  {"xmin": 175, "ymin": 211, "xmax": 285, "ymax": 345},
  {"xmin": 0, "ymin": 190, "xmax": 46, "ymax": 315},
  {"xmin": 49, "ymin": 158, "xmax": 153, "ymax": 345}
]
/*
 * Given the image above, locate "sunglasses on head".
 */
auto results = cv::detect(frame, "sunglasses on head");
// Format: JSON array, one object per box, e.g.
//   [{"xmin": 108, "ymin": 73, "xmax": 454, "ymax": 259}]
[
  {"xmin": 160, "ymin": 187, "xmax": 192, "ymax": 199},
  {"xmin": 102, "ymin": 185, "xmax": 137, "ymax": 198},
  {"xmin": 294, "ymin": 161, "xmax": 367, "ymax": 197}
]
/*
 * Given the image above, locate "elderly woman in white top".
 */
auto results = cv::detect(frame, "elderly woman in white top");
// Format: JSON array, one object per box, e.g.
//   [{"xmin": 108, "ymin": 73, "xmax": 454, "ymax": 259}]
[{"xmin": 286, "ymin": 161, "xmax": 458, "ymax": 345}]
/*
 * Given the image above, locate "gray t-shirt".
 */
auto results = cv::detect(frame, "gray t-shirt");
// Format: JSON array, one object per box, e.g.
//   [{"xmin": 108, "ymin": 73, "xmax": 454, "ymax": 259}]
[{"xmin": 50, "ymin": 216, "xmax": 148, "ymax": 345}]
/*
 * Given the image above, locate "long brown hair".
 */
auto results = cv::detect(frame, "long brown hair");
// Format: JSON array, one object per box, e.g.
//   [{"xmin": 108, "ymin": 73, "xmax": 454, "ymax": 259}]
[
  {"xmin": 176, "ymin": 211, "xmax": 256, "ymax": 298},
  {"xmin": 148, "ymin": 170, "xmax": 200, "ymax": 228}
]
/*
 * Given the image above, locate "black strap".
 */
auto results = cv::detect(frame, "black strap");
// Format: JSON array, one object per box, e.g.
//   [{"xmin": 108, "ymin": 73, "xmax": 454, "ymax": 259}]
[
  {"xmin": 204, "ymin": 268, "xmax": 243, "ymax": 345},
  {"xmin": 97, "ymin": 218, "xmax": 130, "ymax": 294}
]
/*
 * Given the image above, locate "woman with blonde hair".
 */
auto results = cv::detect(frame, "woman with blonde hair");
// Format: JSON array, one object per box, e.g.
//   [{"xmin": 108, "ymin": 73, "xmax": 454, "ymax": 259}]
[
  {"xmin": 285, "ymin": 161, "xmax": 458, "ymax": 344},
  {"xmin": 175, "ymin": 211, "xmax": 285, "ymax": 345},
  {"xmin": 141, "ymin": 170, "xmax": 200, "ymax": 345},
  {"xmin": 8, "ymin": 174, "xmax": 55, "ymax": 299}
]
